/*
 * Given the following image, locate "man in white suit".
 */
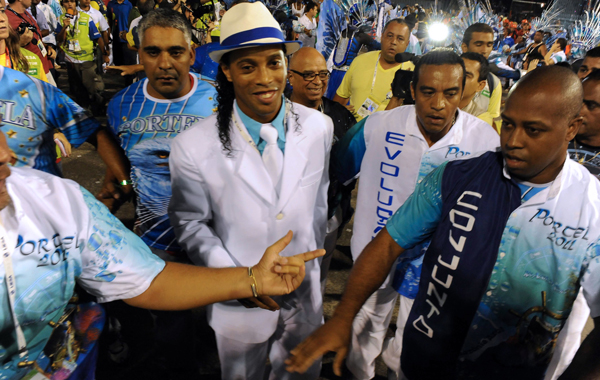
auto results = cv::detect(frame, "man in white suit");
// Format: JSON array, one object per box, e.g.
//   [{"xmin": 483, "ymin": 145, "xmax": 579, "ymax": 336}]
[{"xmin": 168, "ymin": 2, "xmax": 332, "ymax": 379}]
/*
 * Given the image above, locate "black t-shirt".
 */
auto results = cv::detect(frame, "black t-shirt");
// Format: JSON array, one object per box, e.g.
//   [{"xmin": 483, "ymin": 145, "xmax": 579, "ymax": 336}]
[{"xmin": 568, "ymin": 139, "xmax": 600, "ymax": 177}]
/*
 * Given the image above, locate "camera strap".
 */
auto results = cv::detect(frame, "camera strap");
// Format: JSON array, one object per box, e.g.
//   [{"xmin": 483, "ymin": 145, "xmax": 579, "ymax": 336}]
[
  {"xmin": 0, "ymin": 214, "xmax": 29, "ymax": 359},
  {"xmin": 7, "ymin": 6, "xmax": 42, "ymax": 41}
]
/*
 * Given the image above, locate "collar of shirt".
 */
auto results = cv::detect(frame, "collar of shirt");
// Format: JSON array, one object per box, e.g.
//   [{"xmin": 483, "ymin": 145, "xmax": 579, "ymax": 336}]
[
  {"xmin": 235, "ymin": 97, "xmax": 286, "ymax": 153},
  {"xmin": 405, "ymin": 105, "xmax": 464, "ymax": 147},
  {"xmin": 502, "ymin": 152, "xmax": 569, "ymax": 203}
]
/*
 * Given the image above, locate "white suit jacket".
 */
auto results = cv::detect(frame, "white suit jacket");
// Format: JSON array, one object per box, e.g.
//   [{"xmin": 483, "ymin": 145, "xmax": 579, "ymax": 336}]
[{"xmin": 168, "ymin": 102, "xmax": 332, "ymax": 343}]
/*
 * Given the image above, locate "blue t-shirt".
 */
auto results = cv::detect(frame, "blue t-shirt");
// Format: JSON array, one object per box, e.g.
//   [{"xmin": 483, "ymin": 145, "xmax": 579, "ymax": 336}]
[
  {"xmin": 0, "ymin": 66, "xmax": 99, "ymax": 176},
  {"xmin": 107, "ymin": 0, "xmax": 132, "ymax": 38},
  {"xmin": 107, "ymin": 74, "xmax": 217, "ymax": 253}
]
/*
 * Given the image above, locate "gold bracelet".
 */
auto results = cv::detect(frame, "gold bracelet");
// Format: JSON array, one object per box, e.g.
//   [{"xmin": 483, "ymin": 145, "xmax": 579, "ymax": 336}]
[{"xmin": 248, "ymin": 266, "xmax": 259, "ymax": 298}]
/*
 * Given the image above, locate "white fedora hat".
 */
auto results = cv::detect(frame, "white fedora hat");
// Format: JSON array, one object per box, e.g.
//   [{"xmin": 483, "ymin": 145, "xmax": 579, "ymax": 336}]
[{"xmin": 208, "ymin": 2, "xmax": 302, "ymax": 63}]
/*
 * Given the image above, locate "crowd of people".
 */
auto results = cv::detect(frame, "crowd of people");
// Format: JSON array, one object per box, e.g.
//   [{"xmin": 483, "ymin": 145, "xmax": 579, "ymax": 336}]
[{"xmin": 1, "ymin": 0, "xmax": 600, "ymax": 380}]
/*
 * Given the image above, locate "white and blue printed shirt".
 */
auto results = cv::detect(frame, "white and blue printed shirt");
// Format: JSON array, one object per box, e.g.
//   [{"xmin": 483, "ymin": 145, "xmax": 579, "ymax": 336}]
[
  {"xmin": 386, "ymin": 155, "xmax": 600, "ymax": 376},
  {"xmin": 335, "ymin": 106, "xmax": 500, "ymax": 297},
  {"xmin": 107, "ymin": 74, "xmax": 217, "ymax": 253},
  {"xmin": 0, "ymin": 168, "xmax": 165, "ymax": 378}
]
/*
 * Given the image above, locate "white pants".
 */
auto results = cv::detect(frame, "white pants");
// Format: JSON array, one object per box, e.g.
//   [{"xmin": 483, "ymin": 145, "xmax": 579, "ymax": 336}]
[
  {"xmin": 215, "ymin": 320, "xmax": 322, "ymax": 380},
  {"xmin": 381, "ymin": 295, "xmax": 414, "ymax": 380},
  {"xmin": 347, "ymin": 272, "xmax": 398, "ymax": 380},
  {"xmin": 544, "ymin": 290, "xmax": 590, "ymax": 380}
]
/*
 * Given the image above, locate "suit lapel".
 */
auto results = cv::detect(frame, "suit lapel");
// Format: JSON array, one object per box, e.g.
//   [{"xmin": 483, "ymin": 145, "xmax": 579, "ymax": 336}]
[
  {"xmin": 277, "ymin": 115, "xmax": 308, "ymax": 211},
  {"xmin": 233, "ymin": 119, "xmax": 276, "ymax": 206}
]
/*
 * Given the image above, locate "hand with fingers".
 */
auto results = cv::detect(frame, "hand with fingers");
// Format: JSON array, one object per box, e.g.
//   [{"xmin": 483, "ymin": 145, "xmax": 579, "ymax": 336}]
[
  {"xmin": 240, "ymin": 231, "xmax": 325, "ymax": 311},
  {"xmin": 285, "ymin": 317, "xmax": 352, "ymax": 376}
]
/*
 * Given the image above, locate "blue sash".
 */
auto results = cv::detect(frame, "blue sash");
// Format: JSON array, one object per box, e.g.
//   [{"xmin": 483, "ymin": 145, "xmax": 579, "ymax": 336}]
[{"xmin": 401, "ymin": 152, "xmax": 521, "ymax": 379}]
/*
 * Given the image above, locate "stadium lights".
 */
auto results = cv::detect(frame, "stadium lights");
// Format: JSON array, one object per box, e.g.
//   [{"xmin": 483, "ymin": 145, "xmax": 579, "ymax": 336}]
[{"xmin": 429, "ymin": 22, "xmax": 449, "ymax": 42}]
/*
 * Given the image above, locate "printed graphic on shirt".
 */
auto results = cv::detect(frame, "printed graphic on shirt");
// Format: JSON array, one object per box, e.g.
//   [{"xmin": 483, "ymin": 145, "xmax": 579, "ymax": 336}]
[
  {"xmin": 0, "ymin": 67, "xmax": 98, "ymax": 176},
  {"xmin": 386, "ymin": 159, "xmax": 600, "ymax": 377},
  {"xmin": 108, "ymin": 75, "xmax": 216, "ymax": 252}
]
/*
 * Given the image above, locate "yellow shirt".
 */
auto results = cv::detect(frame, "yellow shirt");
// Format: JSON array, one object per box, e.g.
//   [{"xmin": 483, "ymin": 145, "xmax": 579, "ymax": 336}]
[
  {"xmin": 0, "ymin": 51, "xmax": 48, "ymax": 82},
  {"xmin": 476, "ymin": 73, "xmax": 502, "ymax": 132},
  {"xmin": 336, "ymin": 50, "xmax": 415, "ymax": 121}
]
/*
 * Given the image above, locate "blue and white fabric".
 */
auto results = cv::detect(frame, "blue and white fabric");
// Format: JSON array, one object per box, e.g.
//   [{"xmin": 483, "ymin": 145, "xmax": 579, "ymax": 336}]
[{"xmin": 107, "ymin": 74, "xmax": 217, "ymax": 253}]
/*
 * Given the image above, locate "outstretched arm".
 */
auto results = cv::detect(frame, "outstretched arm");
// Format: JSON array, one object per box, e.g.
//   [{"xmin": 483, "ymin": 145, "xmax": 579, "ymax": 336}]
[
  {"xmin": 285, "ymin": 228, "xmax": 404, "ymax": 376},
  {"xmin": 125, "ymin": 231, "xmax": 325, "ymax": 310}
]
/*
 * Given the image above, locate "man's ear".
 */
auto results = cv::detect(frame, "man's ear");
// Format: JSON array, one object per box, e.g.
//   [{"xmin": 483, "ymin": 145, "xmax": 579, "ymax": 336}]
[
  {"xmin": 220, "ymin": 63, "xmax": 233, "ymax": 82},
  {"xmin": 410, "ymin": 82, "xmax": 415, "ymax": 100},
  {"xmin": 566, "ymin": 116, "xmax": 583, "ymax": 142},
  {"xmin": 461, "ymin": 42, "xmax": 468, "ymax": 53},
  {"xmin": 189, "ymin": 45, "xmax": 196, "ymax": 66},
  {"xmin": 477, "ymin": 79, "xmax": 486, "ymax": 92}
]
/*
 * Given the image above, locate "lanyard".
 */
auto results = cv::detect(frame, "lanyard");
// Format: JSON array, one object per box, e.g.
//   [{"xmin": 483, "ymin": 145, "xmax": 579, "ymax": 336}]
[
  {"xmin": 231, "ymin": 99, "xmax": 290, "ymax": 154},
  {"xmin": 1, "ymin": 215, "xmax": 28, "ymax": 358},
  {"xmin": 369, "ymin": 54, "xmax": 381, "ymax": 95},
  {"xmin": 6, "ymin": 6, "xmax": 42, "ymax": 41},
  {"xmin": 68, "ymin": 14, "xmax": 79, "ymax": 37}
]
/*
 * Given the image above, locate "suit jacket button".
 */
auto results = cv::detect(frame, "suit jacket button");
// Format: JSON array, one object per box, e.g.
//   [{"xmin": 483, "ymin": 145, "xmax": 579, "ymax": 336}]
[{"xmin": 276, "ymin": 213, "xmax": 284, "ymax": 220}]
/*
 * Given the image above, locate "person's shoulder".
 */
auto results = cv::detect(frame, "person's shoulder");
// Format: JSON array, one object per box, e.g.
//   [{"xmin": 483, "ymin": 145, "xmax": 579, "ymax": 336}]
[
  {"xmin": 356, "ymin": 50, "xmax": 379, "ymax": 62},
  {"xmin": 109, "ymin": 79, "xmax": 146, "ymax": 106},
  {"xmin": 563, "ymin": 159, "xmax": 600, "ymax": 209},
  {"xmin": 368, "ymin": 104, "xmax": 414, "ymax": 125},
  {"xmin": 175, "ymin": 113, "xmax": 219, "ymax": 142},
  {"xmin": 292, "ymin": 102, "xmax": 330, "ymax": 127},
  {"xmin": 3, "ymin": 66, "xmax": 47, "ymax": 94},
  {"xmin": 192, "ymin": 75, "xmax": 217, "ymax": 95},
  {"xmin": 8, "ymin": 167, "xmax": 84, "ymax": 205},
  {"xmin": 349, "ymin": 50, "xmax": 379, "ymax": 68},
  {"xmin": 460, "ymin": 109, "xmax": 495, "ymax": 130},
  {"xmin": 291, "ymin": 102, "xmax": 333, "ymax": 138},
  {"xmin": 323, "ymin": 97, "xmax": 354, "ymax": 120},
  {"xmin": 130, "ymin": 14, "xmax": 142, "ymax": 25}
]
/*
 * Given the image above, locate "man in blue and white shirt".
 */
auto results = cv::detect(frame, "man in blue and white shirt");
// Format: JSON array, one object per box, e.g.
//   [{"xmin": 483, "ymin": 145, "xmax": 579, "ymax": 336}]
[
  {"xmin": 287, "ymin": 66, "xmax": 600, "ymax": 380},
  {"xmin": 105, "ymin": 9, "xmax": 216, "ymax": 256},
  {"xmin": 334, "ymin": 49, "xmax": 500, "ymax": 380}
]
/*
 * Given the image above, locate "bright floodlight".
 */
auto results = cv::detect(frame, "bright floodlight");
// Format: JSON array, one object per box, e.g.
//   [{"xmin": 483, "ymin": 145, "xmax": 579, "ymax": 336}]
[{"xmin": 429, "ymin": 22, "xmax": 449, "ymax": 42}]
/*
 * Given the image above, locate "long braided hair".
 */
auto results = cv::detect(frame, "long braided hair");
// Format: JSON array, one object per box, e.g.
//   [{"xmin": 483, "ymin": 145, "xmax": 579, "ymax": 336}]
[
  {"xmin": 214, "ymin": 45, "xmax": 300, "ymax": 157},
  {"xmin": 215, "ymin": 53, "xmax": 236, "ymax": 157}
]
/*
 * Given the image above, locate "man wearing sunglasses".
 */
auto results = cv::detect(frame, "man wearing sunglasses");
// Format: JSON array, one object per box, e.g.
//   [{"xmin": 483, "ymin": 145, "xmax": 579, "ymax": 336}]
[{"xmin": 288, "ymin": 46, "xmax": 356, "ymax": 293}]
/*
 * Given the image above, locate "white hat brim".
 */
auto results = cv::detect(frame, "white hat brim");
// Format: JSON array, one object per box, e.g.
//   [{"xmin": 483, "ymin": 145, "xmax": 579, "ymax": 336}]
[{"xmin": 209, "ymin": 41, "xmax": 303, "ymax": 63}]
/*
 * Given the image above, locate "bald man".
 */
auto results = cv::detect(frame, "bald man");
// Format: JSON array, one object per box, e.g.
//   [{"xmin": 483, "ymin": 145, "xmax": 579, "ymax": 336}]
[
  {"xmin": 287, "ymin": 66, "xmax": 600, "ymax": 380},
  {"xmin": 288, "ymin": 47, "xmax": 356, "ymax": 292}
]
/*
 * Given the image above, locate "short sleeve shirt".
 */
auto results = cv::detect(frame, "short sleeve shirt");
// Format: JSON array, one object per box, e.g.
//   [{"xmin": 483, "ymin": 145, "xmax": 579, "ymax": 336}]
[
  {"xmin": 336, "ymin": 50, "xmax": 415, "ymax": 121},
  {"xmin": 0, "ymin": 167, "xmax": 164, "ymax": 378},
  {"xmin": 0, "ymin": 66, "xmax": 99, "ymax": 176},
  {"xmin": 386, "ymin": 156, "xmax": 600, "ymax": 376},
  {"xmin": 107, "ymin": 74, "xmax": 217, "ymax": 253},
  {"xmin": 79, "ymin": 6, "xmax": 110, "ymax": 32}
]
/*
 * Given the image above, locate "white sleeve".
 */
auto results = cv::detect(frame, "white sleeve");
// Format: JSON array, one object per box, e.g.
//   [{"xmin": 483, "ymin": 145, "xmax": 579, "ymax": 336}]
[
  {"xmin": 76, "ymin": 187, "xmax": 165, "ymax": 303},
  {"xmin": 168, "ymin": 136, "xmax": 236, "ymax": 268},
  {"xmin": 98, "ymin": 11, "xmax": 109, "ymax": 32}
]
